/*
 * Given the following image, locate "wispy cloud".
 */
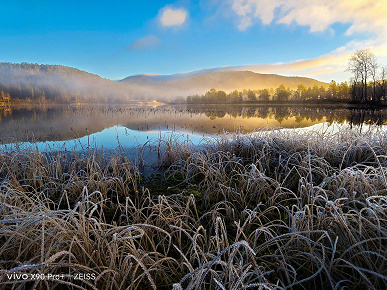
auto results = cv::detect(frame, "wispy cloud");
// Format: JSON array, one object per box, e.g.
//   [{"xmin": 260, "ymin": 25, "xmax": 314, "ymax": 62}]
[
  {"xmin": 159, "ymin": 6, "xmax": 188, "ymax": 27},
  {"xmin": 130, "ymin": 35, "xmax": 161, "ymax": 50},
  {"xmin": 227, "ymin": 0, "xmax": 387, "ymax": 81},
  {"xmin": 228, "ymin": 51, "xmax": 351, "ymax": 80},
  {"xmin": 230, "ymin": 0, "xmax": 387, "ymax": 36},
  {"xmin": 226, "ymin": 39, "xmax": 387, "ymax": 82}
]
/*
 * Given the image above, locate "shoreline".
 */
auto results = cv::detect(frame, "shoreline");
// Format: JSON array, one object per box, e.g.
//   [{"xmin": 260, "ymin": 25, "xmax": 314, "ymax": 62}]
[{"xmin": 2, "ymin": 100, "xmax": 387, "ymax": 109}]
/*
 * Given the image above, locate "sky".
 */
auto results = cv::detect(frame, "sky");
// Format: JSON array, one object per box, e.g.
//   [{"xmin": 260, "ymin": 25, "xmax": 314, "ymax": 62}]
[{"xmin": 0, "ymin": 0, "xmax": 386, "ymax": 82}]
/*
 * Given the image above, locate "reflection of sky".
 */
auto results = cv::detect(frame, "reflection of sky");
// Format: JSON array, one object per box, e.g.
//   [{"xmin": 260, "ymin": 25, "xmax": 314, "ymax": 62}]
[
  {"xmin": 0, "ymin": 126, "xmax": 208, "ymax": 152},
  {"xmin": 1, "ymin": 121, "xmax": 386, "ymax": 153},
  {"xmin": 1, "ymin": 105, "xmax": 386, "ymax": 144}
]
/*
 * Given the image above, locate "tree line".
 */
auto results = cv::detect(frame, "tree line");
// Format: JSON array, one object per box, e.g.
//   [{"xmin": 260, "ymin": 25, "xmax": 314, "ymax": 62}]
[{"xmin": 186, "ymin": 81, "xmax": 351, "ymax": 104}]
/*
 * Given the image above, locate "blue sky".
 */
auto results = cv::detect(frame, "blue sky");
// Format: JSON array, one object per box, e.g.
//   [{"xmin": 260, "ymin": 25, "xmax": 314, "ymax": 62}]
[{"xmin": 1, "ymin": 0, "xmax": 386, "ymax": 82}]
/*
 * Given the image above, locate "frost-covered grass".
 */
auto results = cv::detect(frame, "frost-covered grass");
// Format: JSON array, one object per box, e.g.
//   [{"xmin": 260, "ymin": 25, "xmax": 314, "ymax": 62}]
[{"xmin": 0, "ymin": 128, "xmax": 386, "ymax": 289}]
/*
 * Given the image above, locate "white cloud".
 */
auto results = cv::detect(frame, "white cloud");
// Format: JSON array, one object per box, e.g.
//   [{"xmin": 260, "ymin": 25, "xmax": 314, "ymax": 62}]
[
  {"xmin": 229, "ymin": 39, "xmax": 387, "ymax": 82},
  {"xmin": 230, "ymin": 0, "xmax": 387, "ymax": 36},
  {"xmin": 227, "ymin": 0, "xmax": 387, "ymax": 82},
  {"xmin": 232, "ymin": 0, "xmax": 282, "ymax": 29},
  {"xmin": 159, "ymin": 7, "xmax": 188, "ymax": 27},
  {"xmin": 130, "ymin": 35, "xmax": 161, "ymax": 50}
]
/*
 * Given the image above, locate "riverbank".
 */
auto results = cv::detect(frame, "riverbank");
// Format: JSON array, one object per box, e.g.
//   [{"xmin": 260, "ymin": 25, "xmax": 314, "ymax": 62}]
[
  {"xmin": 0, "ymin": 128, "xmax": 386, "ymax": 289},
  {"xmin": 0, "ymin": 100, "xmax": 167, "ymax": 109},
  {"xmin": 183, "ymin": 99, "xmax": 387, "ymax": 108}
]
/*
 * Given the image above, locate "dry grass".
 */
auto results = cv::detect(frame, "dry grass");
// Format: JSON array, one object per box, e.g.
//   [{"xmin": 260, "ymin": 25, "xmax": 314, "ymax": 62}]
[{"xmin": 0, "ymin": 127, "xmax": 386, "ymax": 289}]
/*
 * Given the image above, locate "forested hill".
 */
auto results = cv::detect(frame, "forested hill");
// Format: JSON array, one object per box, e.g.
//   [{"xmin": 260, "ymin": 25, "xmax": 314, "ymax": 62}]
[
  {"xmin": 120, "ymin": 70, "xmax": 328, "ymax": 99},
  {"xmin": 1, "ymin": 63, "xmax": 329, "ymax": 103},
  {"xmin": 0, "ymin": 63, "xmax": 132, "ymax": 103}
]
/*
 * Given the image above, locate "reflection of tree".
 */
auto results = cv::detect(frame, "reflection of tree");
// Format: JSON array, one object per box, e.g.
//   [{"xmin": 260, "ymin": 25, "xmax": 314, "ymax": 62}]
[
  {"xmin": 349, "ymin": 109, "xmax": 386, "ymax": 126},
  {"xmin": 245, "ymin": 108, "xmax": 256, "ymax": 118},
  {"xmin": 0, "ymin": 107, "xmax": 13, "ymax": 119},
  {"xmin": 295, "ymin": 115, "xmax": 304, "ymax": 123},
  {"xmin": 316, "ymin": 115, "xmax": 324, "ymax": 122},
  {"xmin": 272, "ymin": 107, "xmax": 290, "ymax": 124},
  {"xmin": 257, "ymin": 107, "xmax": 269, "ymax": 119},
  {"xmin": 186, "ymin": 104, "xmax": 387, "ymax": 127},
  {"xmin": 230, "ymin": 111, "xmax": 239, "ymax": 118},
  {"xmin": 205, "ymin": 110, "xmax": 226, "ymax": 120},
  {"xmin": 2, "ymin": 105, "xmax": 386, "ymax": 144}
]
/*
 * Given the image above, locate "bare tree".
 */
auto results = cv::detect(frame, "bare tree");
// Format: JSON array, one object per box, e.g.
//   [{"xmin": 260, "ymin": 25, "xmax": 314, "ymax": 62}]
[
  {"xmin": 347, "ymin": 48, "xmax": 376, "ymax": 102},
  {"xmin": 369, "ymin": 54, "xmax": 378, "ymax": 101},
  {"xmin": 349, "ymin": 67, "xmax": 361, "ymax": 102},
  {"xmin": 379, "ymin": 66, "xmax": 387, "ymax": 102}
]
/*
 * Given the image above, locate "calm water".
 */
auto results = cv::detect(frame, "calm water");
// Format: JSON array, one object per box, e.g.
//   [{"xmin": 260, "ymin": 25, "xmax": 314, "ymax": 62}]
[{"xmin": 0, "ymin": 104, "xmax": 386, "ymax": 151}]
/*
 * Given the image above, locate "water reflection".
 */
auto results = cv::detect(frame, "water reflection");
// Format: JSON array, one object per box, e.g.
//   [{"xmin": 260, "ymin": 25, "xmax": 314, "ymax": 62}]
[
  {"xmin": 0, "ymin": 104, "xmax": 386, "ymax": 145},
  {"xmin": 0, "ymin": 126, "xmax": 205, "ymax": 152},
  {"xmin": 186, "ymin": 105, "xmax": 387, "ymax": 127}
]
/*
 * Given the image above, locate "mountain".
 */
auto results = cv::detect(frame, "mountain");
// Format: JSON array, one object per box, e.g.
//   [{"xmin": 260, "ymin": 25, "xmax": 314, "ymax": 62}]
[
  {"xmin": 1, "ymin": 62, "xmax": 328, "ymax": 103},
  {"xmin": 120, "ymin": 70, "xmax": 328, "ymax": 100},
  {"xmin": 0, "ymin": 63, "xmax": 133, "ymax": 103}
]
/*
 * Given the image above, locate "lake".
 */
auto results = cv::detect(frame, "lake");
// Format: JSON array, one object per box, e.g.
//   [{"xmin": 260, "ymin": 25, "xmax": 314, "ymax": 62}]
[{"xmin": 0, "ymin": 104, "xmax": 386, "ymax": 151}]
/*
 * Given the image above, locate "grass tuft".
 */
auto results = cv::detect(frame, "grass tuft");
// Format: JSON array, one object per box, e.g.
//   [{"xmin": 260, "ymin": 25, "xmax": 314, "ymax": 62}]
[{"xmin": 0, "ymin": 127, "xmax": 386, "ymax": 289}]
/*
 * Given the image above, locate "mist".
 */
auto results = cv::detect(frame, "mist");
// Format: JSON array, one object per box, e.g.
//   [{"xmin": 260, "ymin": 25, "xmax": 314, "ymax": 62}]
[
  {"xmin": 0, "ymin": 63, "xmax": 136, "ymax": 103},
  {"xmin": 0, "ymin": 63, "xmax": 328, "ymax": 104}
]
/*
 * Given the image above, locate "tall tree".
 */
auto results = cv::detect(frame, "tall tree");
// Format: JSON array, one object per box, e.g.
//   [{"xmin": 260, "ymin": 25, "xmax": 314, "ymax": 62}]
[
  {"xmin": 379, "ymin": 66, "xmax": 387, "ymax": 102},
  {"xmin": 275, "ymin": 84, "xmax": 290, "ymax": 101},
  {"xmin": 259, "ymin": 89, "xmax": 270, "ymax": 101},
  {"xmin": 370, "ymin": 57, "xmax": 379, "ymax": 101},
  {"xmin": 228, "ymin": 90, "xmax": 241, "ymax": 103},
  {"xmin": 328, "ymin": 80, "xmax": 338, "ymax": 99},
  {"xmin": 347, "ymin": 49, "xmax": 377, "ymax": 102},
  {"xmin": 217, "ymin": 90, "xmax": 227, "ymax": 103},
  {"xmin": 296, "ymin": 84, "xmax": 307, "ymax": 101},
  {"xmin": 247, "ymin": 90, "xmax": 256, "ymax": 102},
  {"xmin": 338, "ymin": 82, "xmax": 349, "ymax": 100},
  {"xmin": 204, "ymin": 88, "xmax": 218, "ymax": 103}
]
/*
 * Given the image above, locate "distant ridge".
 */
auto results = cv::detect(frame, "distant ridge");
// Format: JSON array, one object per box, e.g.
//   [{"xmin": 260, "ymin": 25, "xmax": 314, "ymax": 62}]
[
  {"xmin": 120, "ymin": 70, "xmax": 328, "ymax": 100},
  {"xmin": 0, "ymin": 62, "xmax": 132, "ymax": 102},
  {"xmin": 1, "ymin": 62, "xmax": 328, "ymax": 102}
]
